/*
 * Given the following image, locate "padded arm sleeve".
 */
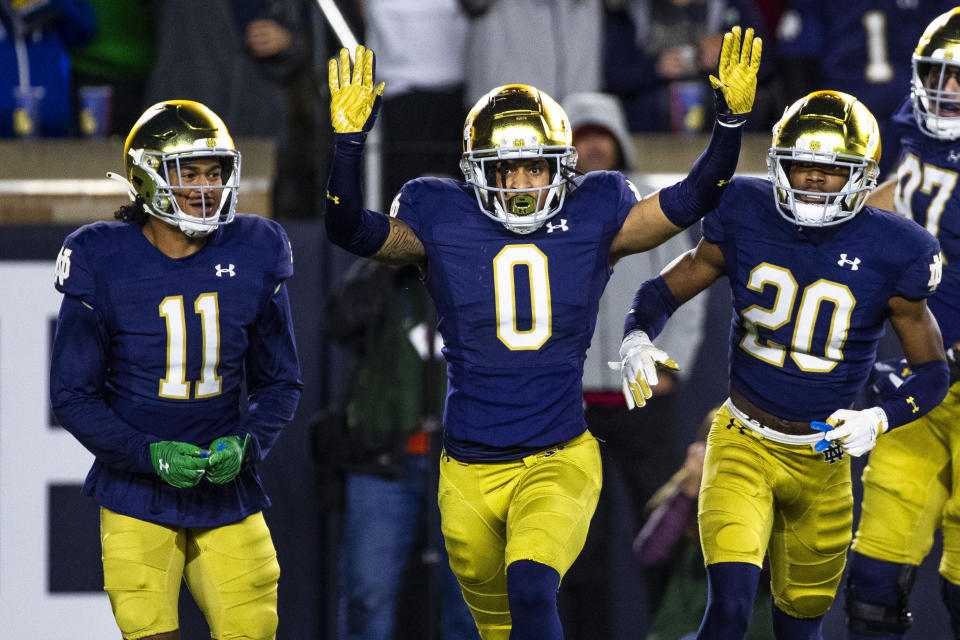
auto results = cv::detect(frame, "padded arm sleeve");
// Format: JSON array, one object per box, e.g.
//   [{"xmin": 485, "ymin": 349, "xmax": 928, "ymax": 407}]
[
  {"xmin": 324, "ymin": 132, "xmax": 391, "ymax": 256},
  {"xmin": 622, "ymin": 275, "xmax": 681, "ymax": 340},
  {"xmin": 658, "ymin": 119, "xmax": 742, "ymax": 228},
  {"xmin": 878, "ymin": 359, "xmax": 950, "ymax": 430}
]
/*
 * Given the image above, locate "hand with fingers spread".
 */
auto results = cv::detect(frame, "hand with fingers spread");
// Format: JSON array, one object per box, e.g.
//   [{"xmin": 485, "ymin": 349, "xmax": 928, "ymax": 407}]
[
  {"xmin": 709, "ymin": 26, "xmax": 762, "ymax": 126},
  {"xmin": 608, "ymin": 330, "xmax": 680, "ymax": 409},
  {"xmin": 329, "ymin": 46, "xmax": 385, "ymax": 134}
]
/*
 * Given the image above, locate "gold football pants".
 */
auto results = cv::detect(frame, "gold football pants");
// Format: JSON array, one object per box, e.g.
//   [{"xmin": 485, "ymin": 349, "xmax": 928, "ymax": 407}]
[
  {"xmin": 101, "ymin": 508, "xmax": 280, "ymax": 640},
  {"xmin": 700, "ymin": 404, "xmax": 853, "ymax": 618},
  {"xmin": 854, "ymin": 383, "xmax": 960, "ymax": 583},
  {"xmin": 438, "ymin": 430, "xmax": 602, "ymax": 640}
]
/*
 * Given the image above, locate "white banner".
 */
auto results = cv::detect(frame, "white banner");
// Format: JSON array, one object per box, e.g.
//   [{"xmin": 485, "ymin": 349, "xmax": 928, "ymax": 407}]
[{"xmin": 0, "ymin": 261, "xmax": 117, "ymax": 637}]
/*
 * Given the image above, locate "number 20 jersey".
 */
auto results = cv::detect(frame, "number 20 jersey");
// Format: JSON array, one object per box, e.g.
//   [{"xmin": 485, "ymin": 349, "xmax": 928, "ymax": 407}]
[
  {"xmin": 705, "ymin": 177, "xmax": 941, "ymax": 423},
  {"xmin": 393, "ymin": 172, "xmax": 636, "ymax": 463}
]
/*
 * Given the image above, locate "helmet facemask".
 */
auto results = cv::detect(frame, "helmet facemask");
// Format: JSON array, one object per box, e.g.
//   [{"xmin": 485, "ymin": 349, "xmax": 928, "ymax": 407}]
[
  {"xmin": 460, "ymin": 145, "xmax": 577, "ymax": 234},
  {"xmin": 911, "ymin": 55, "xmax": 960, "ymax": 140},
  {"xmin": 767, "ymin": 152, "xmax": 878, "ymax": 227},
  {"xmin": 130, "ymin": 148, "xmax": 241, "ymax": 238}
]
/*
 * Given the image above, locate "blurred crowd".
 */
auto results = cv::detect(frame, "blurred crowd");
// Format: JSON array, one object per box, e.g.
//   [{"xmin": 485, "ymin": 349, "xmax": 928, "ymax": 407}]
[{"xmin": 3, "ymin": 0, "xmax": 950, "ymax": 212}]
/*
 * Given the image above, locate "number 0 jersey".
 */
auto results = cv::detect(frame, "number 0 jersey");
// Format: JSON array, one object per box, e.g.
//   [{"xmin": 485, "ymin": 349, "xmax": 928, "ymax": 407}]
[
  {"xmin": 706, "ymin": 177, "xmax": 941, "ymax": 422},
  {"xmin": 50, "ymin": 214, "xmax": 302, "ymax": 527},
  {"xmin": 394, "ymin": 172, "xmax": 636, "ymax": 462},
  {"xmin": 891, "ymin": 97, "xmax": 960, "ymax": 346}
]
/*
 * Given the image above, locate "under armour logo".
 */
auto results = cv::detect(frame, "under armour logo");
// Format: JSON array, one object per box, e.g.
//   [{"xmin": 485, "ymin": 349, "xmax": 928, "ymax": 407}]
[
  {"xmin": 837, "ymin": 254, "xmax": 860, "ymax": 270},
  {"xmin": 822, "ymin": 443, "xmax": 845, "ymax": 464},
  {"xmin": 157, "ymin": 458, "xmax": 169, "ymax": 473},
  {"xmin": 546, "ymin": 219, "xmax": 568, "ymax": 233},
  {"xmin": 725, "ymin": 417, "xmax": 746, "ymax": 435},
  {"xmin": 949, "ymin": 150, "xmax": 960, "ymax": 163},
  {"xmin": 906, "ymin": 396, "xmax": 919, "ymax": 414},
  {"xmin": 215, "ymin": 263, "xmax": 236, "ymax": 277}
]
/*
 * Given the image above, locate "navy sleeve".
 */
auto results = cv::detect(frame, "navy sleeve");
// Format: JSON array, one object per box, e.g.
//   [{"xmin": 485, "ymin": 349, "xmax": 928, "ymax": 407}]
[
  {"xmin": 49, "ymin": 295, "xmax": 154, "ymax": 473},
  {"xmin": 237, "ymin": 282, "xmax": 303, "ymax": 461}
]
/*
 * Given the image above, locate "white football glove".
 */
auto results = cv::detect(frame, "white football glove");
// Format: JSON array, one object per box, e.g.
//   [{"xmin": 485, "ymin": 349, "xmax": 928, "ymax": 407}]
[
  {"xmin": 817, "ymin": 407, "xmax": 889, "ymax": 457},
  {"xmin": 607, "ymin": 330, "xmax": 679, "ymax": 409}
]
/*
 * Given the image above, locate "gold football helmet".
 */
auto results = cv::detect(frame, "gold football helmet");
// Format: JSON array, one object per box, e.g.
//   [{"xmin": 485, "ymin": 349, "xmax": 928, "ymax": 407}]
[
  {"xmin": 112, "ymin": 100, "xmax": 240, "ymax": 237},
  {"xmin": 767, "ymin": 90, "xmax": 880, "ymax": 227},
  {"xmin": 460, "ymin": 84, "xmax": 578, "ymax": 234},
  {"xmin": 911, "ymin": 8, "xmax": 960, "ymax": 140}
]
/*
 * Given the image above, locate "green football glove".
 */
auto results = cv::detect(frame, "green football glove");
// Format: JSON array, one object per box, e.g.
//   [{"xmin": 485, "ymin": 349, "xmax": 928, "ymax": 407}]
[
  {"xmin": 205, "ymin": 434, "xmax": 250, "ymax": 484},
  {"xmin": 329, "ymin": 46, "xmax": 385, "ymax": 134},
  {"xmin": 150, "ymin": 440, "xmax": 209, "ymax": 488},
  {"xmin": 709, "ymin": 26, "xmax": 762, "ymax": 124}
]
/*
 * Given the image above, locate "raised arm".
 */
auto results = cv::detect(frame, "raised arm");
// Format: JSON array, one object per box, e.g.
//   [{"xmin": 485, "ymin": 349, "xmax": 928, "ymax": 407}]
[
  {"xmin": 611, "ymin": 238, "xmax": 726, "ymax": 408},
  {"xmin": 324, "ymin": 46, "xmax": 427, "ymax": 267},
  {"xmin": 610, "ymin": 26, "xmax": 762, "ymax": 260}
]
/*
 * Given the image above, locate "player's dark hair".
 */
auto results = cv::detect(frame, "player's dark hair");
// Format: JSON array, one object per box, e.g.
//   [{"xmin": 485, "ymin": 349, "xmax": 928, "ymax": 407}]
[{"xmin": 114, "ymin": 197, "xmax": 149, "ymax": 225}]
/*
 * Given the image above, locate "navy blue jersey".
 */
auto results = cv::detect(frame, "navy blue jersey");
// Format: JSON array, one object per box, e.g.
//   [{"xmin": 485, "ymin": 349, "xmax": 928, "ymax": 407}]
[
  {"xmin": 704, "ymin": 177, "xmax": 940, "ymax": 422},
  {"xmin": 50, "ymin": 214, "xmax": 302, "ymax": 527},
  {"xmin": 891, "ymin": 98, "xmax": 960, "ymax": 346},
  {"xmin": 394, "ymin": 172, "xmax": 636, "ymax": 462}
]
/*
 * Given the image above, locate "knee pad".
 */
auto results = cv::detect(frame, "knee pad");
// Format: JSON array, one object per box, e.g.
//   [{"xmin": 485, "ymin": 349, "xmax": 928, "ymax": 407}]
[
  {"xmin": 110, "ymin": 592, "xmax": 169, "ymax": 638},
  {"xmin": 845, "ymin": 554, "xmax": 916, "ymax": 636}
]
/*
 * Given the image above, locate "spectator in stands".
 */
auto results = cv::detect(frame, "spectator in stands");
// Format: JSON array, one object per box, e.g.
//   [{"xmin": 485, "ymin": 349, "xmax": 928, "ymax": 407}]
[
  {"xmin": 775, "ymin": 0, "xmax": 956, "ymax": 177},
  {"xmin": 603, "ymin": 0, "xmax": 778, "ymax": 133},
  {"xmin": 364, "ymin": 0, "xmax": 468, "ymax": 209},
  {"xmin": 69, "ymin": 0, "xmax": 156, "ymax": 136},
  {"xmin": 322, "ymin": 259, "xmax": 478, "ymax": 640},
  {"xmin": 0, "ymin": 0, "xmax": 95, "ymax": 137},
  {"xmin": 459, "ymin": 0, "xmax": 603, "ymax": 109},
  {"xmin": 147, "ymin": 0, "xmax": 330, "ymax": 218}
]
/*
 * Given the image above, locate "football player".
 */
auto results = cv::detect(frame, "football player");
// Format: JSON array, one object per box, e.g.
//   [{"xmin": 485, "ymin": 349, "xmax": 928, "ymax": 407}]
[
  {"xmin": 846, "ymin": 9, "xmax": 960, "ymax": 639},
  {"xmin": 614, "ymin": 90, "xmax": 949, "ymax": 639},
  {"xmin": 49, "ymin": 100, "xmax": 303, "ymax": 640},
  {"xmin": 323, "ymin": 28, "xmax": 760, "ymax": 640}
]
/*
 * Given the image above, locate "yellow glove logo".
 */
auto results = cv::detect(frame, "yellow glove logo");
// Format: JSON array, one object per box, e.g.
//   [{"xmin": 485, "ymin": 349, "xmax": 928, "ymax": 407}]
[
  {"xmin": 708, "ymin": 26, "xmax": 762, "ymax": 115},
  {"xmin": 329, "ymin": 46, "xmax": 385, "ymax": 133}
]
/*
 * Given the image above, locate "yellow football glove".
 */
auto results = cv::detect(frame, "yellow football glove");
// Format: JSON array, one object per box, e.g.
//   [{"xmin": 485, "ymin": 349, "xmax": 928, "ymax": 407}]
[
  {"xmin": 328, "ymin": 46, "xmax": 385, "ymax": 134},
  {"xmin": 708, "ymin": 26, "xmax": 762, "ymax": 124}
]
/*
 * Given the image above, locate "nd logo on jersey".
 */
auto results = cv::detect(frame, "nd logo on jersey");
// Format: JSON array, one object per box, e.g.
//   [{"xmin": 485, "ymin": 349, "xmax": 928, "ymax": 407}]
[{"xmin": 55, "ymin": 247, "xmax": 72, "ymax": 285}]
